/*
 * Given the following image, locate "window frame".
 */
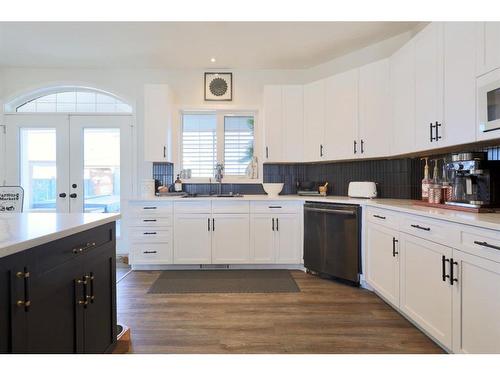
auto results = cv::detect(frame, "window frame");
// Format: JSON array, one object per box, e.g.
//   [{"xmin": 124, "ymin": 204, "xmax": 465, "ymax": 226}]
[{"xmin": 179, "ymin": 109, "xmax": 259, "ymax": 183}]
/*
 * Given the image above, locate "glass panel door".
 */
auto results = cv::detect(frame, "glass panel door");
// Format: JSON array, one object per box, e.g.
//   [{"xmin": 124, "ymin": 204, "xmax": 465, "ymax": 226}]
[{"xmin": 4, "ymin": 114, "xmax": 70, "ymax": 212}]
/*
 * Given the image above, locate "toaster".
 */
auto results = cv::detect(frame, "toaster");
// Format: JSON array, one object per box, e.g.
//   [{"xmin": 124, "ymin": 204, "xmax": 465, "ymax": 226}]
[{"xmin": 348, "ymin": 181, "xmax": 377, "ymax": 198}]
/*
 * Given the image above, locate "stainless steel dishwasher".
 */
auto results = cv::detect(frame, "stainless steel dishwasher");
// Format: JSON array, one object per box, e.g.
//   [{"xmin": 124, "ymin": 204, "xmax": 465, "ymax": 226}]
[{"xmin": 303, "ymin": 202, "xmax": 361, "ymax": 285}]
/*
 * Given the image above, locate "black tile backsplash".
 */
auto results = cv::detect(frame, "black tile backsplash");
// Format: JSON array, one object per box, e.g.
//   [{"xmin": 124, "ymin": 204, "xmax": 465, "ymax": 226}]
[{"xmin": 152, "ymin": 143, "xmax": 500, "ymax": 199}]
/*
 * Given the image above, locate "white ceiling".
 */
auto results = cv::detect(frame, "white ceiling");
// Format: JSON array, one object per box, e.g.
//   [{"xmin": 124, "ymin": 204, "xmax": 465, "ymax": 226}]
[{"xmin": 0, "ymin": 22, "xmax": 420, "ymax": 69}]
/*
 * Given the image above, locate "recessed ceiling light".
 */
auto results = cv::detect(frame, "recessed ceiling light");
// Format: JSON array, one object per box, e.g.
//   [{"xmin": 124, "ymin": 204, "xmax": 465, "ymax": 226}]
[{"xmin": 210, "ymin": 57, "xmax": 216, "ymax": 63}]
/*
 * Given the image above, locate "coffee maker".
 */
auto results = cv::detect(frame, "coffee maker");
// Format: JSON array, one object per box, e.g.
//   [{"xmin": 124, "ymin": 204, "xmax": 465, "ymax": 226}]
[{"xmin": 445, "ymin": 152, "xmax": 500, "ymax": 209}]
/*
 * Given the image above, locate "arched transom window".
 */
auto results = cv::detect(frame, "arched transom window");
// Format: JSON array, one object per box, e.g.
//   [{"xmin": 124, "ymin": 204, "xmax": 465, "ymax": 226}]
[{"xmin": 14, "ymin": 88, "xmax": 132, "ymax": 113}]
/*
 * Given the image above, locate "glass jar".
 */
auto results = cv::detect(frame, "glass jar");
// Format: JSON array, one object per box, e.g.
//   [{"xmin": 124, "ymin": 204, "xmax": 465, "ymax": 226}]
[{"xmin": 429, "ymin": 185, "xmax": 443, "ymax": 204}]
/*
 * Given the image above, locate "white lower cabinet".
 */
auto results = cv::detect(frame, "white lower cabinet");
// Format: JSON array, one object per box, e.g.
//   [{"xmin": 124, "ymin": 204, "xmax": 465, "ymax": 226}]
[
  {"xmin": 365, "ymin": 223, "xmax": 400, "ymax": 307},
  {"xmin": 173, "ymin": 214, "xmax": 212, "ymax": 264},
  {"xmin": 399, "ymin": 234, "xmax": 453, "ymax": 350},
  {"xmin": 452, "ymin": 249, "xmax": 500, "ymax": 353},
  {"xmin": 250, "ymin": 213, "xmax": 302, "ymax": 264},
  {"xmin": 211, "ymin": 214, "xmax": 250, "ymax": 264}
]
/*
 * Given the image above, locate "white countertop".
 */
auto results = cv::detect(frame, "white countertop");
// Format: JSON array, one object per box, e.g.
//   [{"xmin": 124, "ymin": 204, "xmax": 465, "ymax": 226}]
[
  {"xmin": 131, "ymin": 195, "xmax": 500, "ymax": 231},
  {"xmin": 0, "ymin": 213, "xmax": 121, "ymax": 259}
]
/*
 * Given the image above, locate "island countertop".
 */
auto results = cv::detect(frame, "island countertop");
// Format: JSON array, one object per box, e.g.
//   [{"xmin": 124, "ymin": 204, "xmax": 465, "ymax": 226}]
[{"xmin": 0, "ymin": 213, "xmax": 121, "ymax": 259}]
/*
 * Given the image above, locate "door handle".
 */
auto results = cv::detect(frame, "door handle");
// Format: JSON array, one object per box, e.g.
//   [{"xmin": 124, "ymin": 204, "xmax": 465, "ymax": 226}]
[
  {"xmin": 320, "ymin": 144, "xmax": 324, "ymax": 157},
  {"xmin": 59, "ymin": 193, "xmax": 67, "ymax": 198},
  {"xmin": 76, "ymin": 275, "xmax": 89, "ymax": 307},
  {"xmin": 360, "ymin": 139, "xmax": 364, "ymax": 154},
  {"xmin": 441, "ymin": 256, "xmax": 450, "ymax": 282},
  {"xmin": 69, "ymin": 193, "xmax": 77, "ymax": 198},
  {"xmin": 89, "ymin": 273, "xmax": 95, "ymax": 303},
  {"xmin": 353, "ymin": 140, "xmax": 357, "ymax": 154},
  {"xmin": 392, "ymin": 237, "xmax": 398, "ymax": 257},
  {"xmin": 212, "ymin": 218, "xmax": 215, "ymax": 231},
  {"xmin": 474, "ymin": 240, "xmax": 500, "ymax": 251},
  {"xmin": 15, "ymin": 268, "xmax": 31, "ymax": 312},
  {"xmin": 163, "ymin": 146, "xmax": 167, "ymax": 158},
  {"xmin": 208, "ymin": 218, "xmax": 211, "ymax": 231},
  {"xmin": 430, "ymin": 122, "xmax": 435, "ymax": 142},
  {"xmin": 276, "ymin": 218, "xmax": 279, "ymax": 231},
  {"xmin": 266, "ymin": 146, "xmax": 269, "ymax": 159},
  {"xmin": 435, "ymin": 122, "xmax": 442, "ymax": 141},
  {"xmin": 450, "ymin": 258, "xmax": 458, "ymax": 285},
  {"xmin": 272, "ymin": 218, "xmax": 275, "ymax": 231}
]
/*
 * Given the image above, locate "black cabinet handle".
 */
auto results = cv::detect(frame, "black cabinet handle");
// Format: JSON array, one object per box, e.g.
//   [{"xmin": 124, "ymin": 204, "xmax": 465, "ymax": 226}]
[
  {"xmin": 320, "ymin": 144, "xmax": 324, "ymax": 157},
  {"xmin": 441, "ymin": 256, "xmax": 450, "ymax": 282},
  {"xmin": 208, "ymin": 218, "xmax": 211, "ymax": 231},
  {"xmin": 435, "ymin": 122, "xmax": 442, "ymax": 141},
  {"xmin": 392, "ymin": 237, "xmax": 399, "ymax": 257},
  {"xmin": 212, "ymin": 218, "xmax": 215, "ymax": 232},
  {"xmin": 450, "ymin": 258, "xmax": 458, "ymax": 285},
  {"xmin": 474, "ymin": 241, "xmax": 500, "ymax": 251},
  {"xmin": 163, "ymin": 146, "xmax": 166, "ymax": 158},
  {"xmin": 15, "ymin": 268, "xmax": 31, "ymax": 312},
  {"xmin": 272, "ymin": 218, "xmax": 275, "ymax": 231},
  {"xmin": 361, "ymin": 139, "xmax": 364, "ymax": 154},
  {"xmin": 266, "ymin": 146, "xmax": 269, "ymax": 159},
  {"xmin": 354, "ymin": 140, "xmax": 357, "ymax": 154},
  {"xmin": 276, "ymin": 218, "xmax": 279, "ymax": 231},
  {"xmin": 59, "ymin": 193, "xmax": 67, "ymax": 198},
  {"xmin": 411, "ymin": 224, "xmax": 431, "ymax": 231},
  {"xmin": 143, "ymin": 206, "xmax": 157, "ymax": 210},
  {"xmin": 373, "ymin": 214, "xmax": 386, "ymax": 220},
  {"xmin": 143, "ymin": 250, "xmax": 158, "ymax": 254},
  {"xmin": 89, "ymin": 273, "xmax": 95, "ymax": 303},
  {"xmin": 430, "ymin": 122, "xmax": 435, "ymax": 142},
  {"xmin": 143, "ymin": 219, "xmax": 157, "ymax": 222},
  {"xmin": 76, "ymin": 275, "xmax": 89, "ymax": 307},
  {"xmin": 268, "ymin": 206, "xmax": 282, "ymax": 209},
  {"xmin": 69, "ymin": 193, "xmax": 77, "ymax": 198},
  {"xmin": 143, "ymin": 232, "xmax": 157, "ymax": 235}
]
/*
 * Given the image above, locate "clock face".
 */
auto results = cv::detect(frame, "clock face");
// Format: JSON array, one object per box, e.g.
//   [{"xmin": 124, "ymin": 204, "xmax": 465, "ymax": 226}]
[{"xmin": 205, "ymin": 73, "xmax": 232, "ymax": 101}]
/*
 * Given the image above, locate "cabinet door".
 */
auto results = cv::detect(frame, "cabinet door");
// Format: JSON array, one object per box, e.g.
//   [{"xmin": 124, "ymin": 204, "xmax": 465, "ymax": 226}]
[
  {"xmin": 275, "ymin": 214, "xmax": 302, "ymax": 264},
  {"xmin": 400, "ymin": 234, "xmax": 453, "ymax": 349},
  {"xmin": 324, "ymin": 69, "xmax": 359, "ymax": 160},
  {"xmin": 477, "ymin": 22, "xmax": 500, "ymax": 76},
  {"xmin": 390, "ymin": 39, "xmax": 416, "ymax": 155},
  {"xmin": 144, "ymin": 84, "xmax": 172, "ymax": 162},
  {"xmin": 174, "ymin": 214, "xmax": 212, "ymax": 264},
  {"xmin": 442, "ymin": 22, "xmax": 477, "ymax": 147},
  {"xmin": 365, "ymin": 223, "xmax": 400, "ymax": 307},
  {"xmin": 83, "ymin": 243, "xmax": 117, "ymax": 354},
  {"xmin": 263, "ymin": 85, "xmax": 283, "ymax": 162},
  {"xmin": 359, "ymin": 59, "xmax": 391, "ymax": 158},
  {"xmin": 414, "ymin": 22, "xmax": 444, "ymax": 151},
  {"xmin": 10, "ymin": 257, "xmax": 85, "ymax": 353},
  {"xmin": 250, "ymin": 214, "xmax": 276, "ymax": 263},
  {"xmin": 282, "ymin": 85, "xmax": 304, "ymax": 162},
  {"xmin": 303, "ymin": 79, "xmax": 326, "ymax": 162},
  {"xmin": 452, "ymin": 249, "xmax": 500, "ymax": 353},
  {"xmin": 211, "ymin": 214, "xmax": 250, "ymax": 264}
]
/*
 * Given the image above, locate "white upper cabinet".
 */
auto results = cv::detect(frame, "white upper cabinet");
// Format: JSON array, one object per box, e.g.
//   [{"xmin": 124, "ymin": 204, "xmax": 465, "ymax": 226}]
[
  {"xmin": 143, "ymin": 84, "xmax": 173, "ymax": 162},
  {"xmin": 358, "ymin": 59, "xmax": 391, "ymax": 158},
  {"xmin": 476, "ymin": 22, "xmax": 500, "ymax": 76},
  {"xmin": 282, "ymin": 86, "xmax": 304, "ymax": 162},
  {"xmin": 442, "ymin": 22, "xmax": 477, "ymax": 147},
  {"xmin": 324, "ymin": 68, "xmax": 359, "ymax": 160},
  {"xmin": 414, "ymin": 22, "xmax": 444, "ymax": 151},
  {"xmin": 303, "ymin": 79, "xmax": 326, "ymax": 162},
  {"xmin": 263, "ymin": 85, "xmax": 284, "ymax": 162},
  {"xmin": 390, "ymin": 39, "xmax": 416, "ymax": 156},
  {"xmin": 263, "ymin": 85, "xmax": 303, "ymax": 162}
]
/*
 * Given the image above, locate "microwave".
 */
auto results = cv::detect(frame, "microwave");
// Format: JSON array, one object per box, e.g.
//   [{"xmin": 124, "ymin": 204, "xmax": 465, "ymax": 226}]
[{"xmin": 478, "ymin": 68, "xmax": 500, "ymax": 135}]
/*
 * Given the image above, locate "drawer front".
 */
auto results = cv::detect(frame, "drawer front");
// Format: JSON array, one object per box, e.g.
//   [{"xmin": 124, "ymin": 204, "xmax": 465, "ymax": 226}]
[
  {"xmin": 458, "ymin": 226, "xmax": 500, "ymax": 263},
  {"xmin": 129, "ymin": 216, "xmax": 172, "ymax": 227},
  {"xmin": 129, "ymin": 202, "xmax": 173, "ymax": 215},
  {"xmin": 130, "ymin": 228, "xmax": 172, "ymax": 242},
  {"xmin": 366, "ymin": 207, "xmax": 400, "ymax": 230},
  {"xmin": 250, "ymin": 201, "xmax": 300, "ymax": 214},
  {"xmin": 400, "ymin": 215, "xmax": 459, "ymax": 246},
  {"xmin": 132, "ymin": 243, "xmax": 173, "ymax": 264},
  {"xmin": 212, "ymin": 200, "xmax": 249, "ymax": 214},
  {"xmin": 174, "ymin": 200, "xmax": 211, "ymax": 214}
]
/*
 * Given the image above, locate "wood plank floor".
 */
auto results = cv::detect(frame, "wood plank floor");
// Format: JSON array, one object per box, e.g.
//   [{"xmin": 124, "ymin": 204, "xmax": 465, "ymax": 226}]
[{"xmin": 116, "ymin": 270, "xmax": 444, "ymax": 354}]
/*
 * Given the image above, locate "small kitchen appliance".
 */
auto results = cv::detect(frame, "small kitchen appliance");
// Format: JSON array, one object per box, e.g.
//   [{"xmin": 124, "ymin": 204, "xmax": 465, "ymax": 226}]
[
  {"xmin": 445, "ymin": 152, "xmax": 500, "ymax": 209},
  {"xmin": 297, "ymin": 181, "xmax": 322, "ymax": 196},
  {"xmin": 347, "ymin": 181, "xmax": 377, "ymax": 198}
]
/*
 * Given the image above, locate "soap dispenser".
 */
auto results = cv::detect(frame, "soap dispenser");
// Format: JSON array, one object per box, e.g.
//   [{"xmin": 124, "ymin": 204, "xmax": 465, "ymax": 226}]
[{"xmin": 421, "ymin": 157, "xmax": 431, "ymax": 202}]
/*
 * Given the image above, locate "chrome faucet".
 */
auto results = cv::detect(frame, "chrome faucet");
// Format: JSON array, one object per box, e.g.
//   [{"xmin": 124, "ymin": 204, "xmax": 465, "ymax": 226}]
[{"xmin": 214, "ymin": 163, "xmax": 224, "ymax": 196}]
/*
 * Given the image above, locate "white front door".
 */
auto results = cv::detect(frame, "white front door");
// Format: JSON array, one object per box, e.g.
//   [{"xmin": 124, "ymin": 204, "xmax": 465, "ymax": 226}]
[
  {"xmin": 5, "ymin": 114, "xmax": 132, "ymax": 214},
  {"xmin": 5, "ymin": 114, "xmax": 70, "ymax": 212}
]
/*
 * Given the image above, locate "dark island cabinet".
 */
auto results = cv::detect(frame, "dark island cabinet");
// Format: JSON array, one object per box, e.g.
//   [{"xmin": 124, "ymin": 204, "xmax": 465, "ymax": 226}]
[{"xmin": 0, "ymin": 222, "xmax": 117, "ymax": 354}]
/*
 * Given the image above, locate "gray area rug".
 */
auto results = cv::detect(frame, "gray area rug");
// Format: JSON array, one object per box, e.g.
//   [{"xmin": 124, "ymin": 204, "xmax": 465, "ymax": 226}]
[{"xmin": 148, "ymin": 269, "xmax": 300, "ymax": 294}]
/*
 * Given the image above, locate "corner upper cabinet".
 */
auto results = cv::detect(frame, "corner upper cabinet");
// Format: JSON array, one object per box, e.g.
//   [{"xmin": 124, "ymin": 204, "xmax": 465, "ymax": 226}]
[
  {"xmin": 303, "ymin": 79, "xmax": 326, "ymax": 162},
  {"xmin": 143, "ymin": 84, "xmax": 173, "ymax": 162},
  {"xmin": 358, "ymin": 59, "xmax": 391, "ymax": 158},
  {"xmin": 324, "ymin": 69, "xmax": 359, "ymax": 160},
  {"xmin": 390, "ymin": 38, "xmax": 416, "ymax": 156},
  {"xmin": 414, "ymin": 22, "xmax": 444, "ymax": 151},
  {"xmin": 263, "ymin": 85, "xmax": 284, "ymax": 162},
  {"xmin": 476, "ymin": 22, "xmax": 500, "ymax": 77}
]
